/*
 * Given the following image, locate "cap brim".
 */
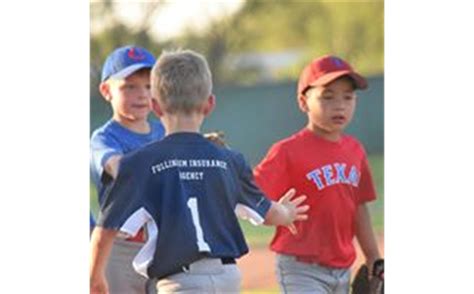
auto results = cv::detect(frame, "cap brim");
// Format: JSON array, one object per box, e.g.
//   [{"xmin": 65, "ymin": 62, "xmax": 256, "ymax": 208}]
[
  {"xmin": 311, "ymin": 70, "xmax": 368, "ymax": 90},
  {"xmin": 108, "ymin": 63, "xmax": 154, "ymax": 81}
]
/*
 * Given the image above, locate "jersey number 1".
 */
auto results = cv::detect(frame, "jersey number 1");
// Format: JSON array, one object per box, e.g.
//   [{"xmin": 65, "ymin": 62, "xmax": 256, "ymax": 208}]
[{"xmin": 187, "ymin": 197, "xmax": 211, "ymax": 252}]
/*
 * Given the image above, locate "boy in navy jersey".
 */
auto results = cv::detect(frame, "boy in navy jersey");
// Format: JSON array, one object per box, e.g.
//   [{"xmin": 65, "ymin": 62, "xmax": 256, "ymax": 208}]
[{"xmin": 90, "ymin": 49, "xmax": 309, "ymax": 293}]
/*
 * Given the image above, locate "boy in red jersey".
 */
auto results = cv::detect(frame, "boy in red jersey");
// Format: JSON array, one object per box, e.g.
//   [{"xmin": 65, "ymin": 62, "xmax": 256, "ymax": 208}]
[{"xmin": 254, "ymin": 55, "xmax": 382, "ymax": 293}]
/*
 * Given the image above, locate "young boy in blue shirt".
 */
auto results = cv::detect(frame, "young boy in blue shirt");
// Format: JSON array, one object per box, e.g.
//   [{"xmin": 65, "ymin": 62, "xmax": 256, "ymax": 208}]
[
  {"xmin": 90, "ymin": 49, "xmax": 309, "ymax": 293},
  {"xmin": 90, "ymin": 45, "xmax": 165, "ymax": 294}
]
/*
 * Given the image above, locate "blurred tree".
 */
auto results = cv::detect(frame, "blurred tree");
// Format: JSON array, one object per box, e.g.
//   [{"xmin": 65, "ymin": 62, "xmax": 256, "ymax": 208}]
[
  {"xmin": 90, "ymin": 0, "xmax": 383, "ymax": 88},
  {"xmin": 227, "ymin": 0, "xmax": 384, "ymax": 77},
  {"xmin": 171, "ymin": 0, "xmax": 383, "ymax": 85}
]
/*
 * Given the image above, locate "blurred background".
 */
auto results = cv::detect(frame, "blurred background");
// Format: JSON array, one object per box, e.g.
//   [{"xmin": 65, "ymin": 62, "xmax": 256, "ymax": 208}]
[{"xmin": 90, "ymin": 1, "xmax": 383, "ymax": 292}]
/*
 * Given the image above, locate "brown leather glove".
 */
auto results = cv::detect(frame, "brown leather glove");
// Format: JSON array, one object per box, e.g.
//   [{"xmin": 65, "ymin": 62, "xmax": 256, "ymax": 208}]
[
  {"xmin": 203, "ymin": 131, "xmax": 228, "ymax": 148},
  {"xmin": 351, "ymin": 259, "xmax": 384, "ymax": 294}
]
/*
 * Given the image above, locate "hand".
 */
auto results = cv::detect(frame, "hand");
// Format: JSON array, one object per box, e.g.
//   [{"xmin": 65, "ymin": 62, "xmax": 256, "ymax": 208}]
[
  {"xmin": 278, "ymin": 188, "xmax": 309, "ymax": 234},
  {"xmin": 204, "ymin": 131, "xmax": 227, "ymax": 147},
  {"xmin": 90, "ymin": 273, "xmax": 108, "ymax": 294}
]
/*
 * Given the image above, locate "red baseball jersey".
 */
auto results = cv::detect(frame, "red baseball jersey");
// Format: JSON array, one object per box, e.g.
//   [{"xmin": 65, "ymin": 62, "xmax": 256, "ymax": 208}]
[{"xmin": 254, "ymin": 128, "xmax": 377, "ymax": 268}]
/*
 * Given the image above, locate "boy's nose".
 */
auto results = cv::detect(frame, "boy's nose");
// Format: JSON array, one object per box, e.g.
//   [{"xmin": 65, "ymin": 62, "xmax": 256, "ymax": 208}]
[
  {"xmin": 137, "ymin": 87, "xmax": 151, "ymax": 99},
  {"xmin": 334, "ymin": 101, "xmax": 346, "ymax": 110}
]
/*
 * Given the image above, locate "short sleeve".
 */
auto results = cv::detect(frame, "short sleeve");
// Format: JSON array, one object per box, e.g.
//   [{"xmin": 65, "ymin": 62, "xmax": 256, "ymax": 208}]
[
  {"xmin": 253, "ymin": 143, "xmax": 290, "ymax": 201},
  {"xmin": 357, "ymin": 154, "xmax": 377, "ymax": 204},
  {"xmin": 233, "ymin": 152, "xmax": 272, "ymax": 224},
  {"xmin": 90, "ymin": 131, "xmax": 123, "ymax": 181},
  {"xmin": 97, "ymin": 157, "xmax": 146, "ymax": 232}
]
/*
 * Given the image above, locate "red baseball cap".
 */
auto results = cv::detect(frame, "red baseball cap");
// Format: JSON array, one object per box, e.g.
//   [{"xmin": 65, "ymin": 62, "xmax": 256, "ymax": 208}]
[{"xmin": 297, "ymin": 55, "xmax": 368, "ymax": 98}]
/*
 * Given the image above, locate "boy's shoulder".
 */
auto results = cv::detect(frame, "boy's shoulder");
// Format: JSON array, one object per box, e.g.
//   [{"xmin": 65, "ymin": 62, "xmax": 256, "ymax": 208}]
[
  {"xmin": 268, "ymin": 130, "xmax": 366, "ymax": 155},
  {"xmin": 149, "ymin": 119, "xmax": 165, "ymax": 132},
  {"xmin": 90, "ymin": 120, "xmax": 118, "ymax": 142},
  {"xmin": 91, "ymin": 119, "xmax": 117, "ymax": 138},
  {"xmin": 340, "ymin": 134, "xmax": 366, "ymax": 152},
  {"xmin": 268, "ymin": 128, "xmax": 312, "ymax": 151}
]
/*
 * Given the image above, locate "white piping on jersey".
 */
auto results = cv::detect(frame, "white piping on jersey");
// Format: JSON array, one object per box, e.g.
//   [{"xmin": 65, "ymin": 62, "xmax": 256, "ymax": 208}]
[
  {"xmin": 234, "ymin": 203, "xmax": 265, "ymax": 226},
  {"xmin": 119, "ymin": 207, "xmax": 158, "ymax": 278}
]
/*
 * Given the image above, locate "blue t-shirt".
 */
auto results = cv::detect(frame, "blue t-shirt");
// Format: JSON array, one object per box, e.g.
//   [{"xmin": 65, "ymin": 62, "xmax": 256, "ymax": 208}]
[
  {"xmin": 90, "ymin": 119, "xmax": 165, "ymax": 205},
  {"xmin": 90, "ymin": 212, "xmax": 95, "ymax": 232},
  {"xmin": 97, "ymin": 132, "xmax": 272, "ymax": 280}
]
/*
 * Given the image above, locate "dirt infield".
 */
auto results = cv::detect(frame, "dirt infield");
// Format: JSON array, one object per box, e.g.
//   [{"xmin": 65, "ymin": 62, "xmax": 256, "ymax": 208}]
[{"xmin": 238, "ymin": 234, "xmax": 384, "ymax": 291}]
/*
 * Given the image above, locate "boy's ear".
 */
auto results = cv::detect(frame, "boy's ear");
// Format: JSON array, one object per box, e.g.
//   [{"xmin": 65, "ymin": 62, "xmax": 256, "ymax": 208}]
[
  {"xmin": 151, "ymin": 98, "xmax": 164, "ymax": 117},
  {"xmin": 99, "ymin": 82, "xmax": 112, "ymax": 102},
  {"xmin": 298, "ymin": 94, "xmax": 309, "ymax": 112},
  {"xmin": 203, "ymin": 94, "xmax": 216, "ymax": 116}
]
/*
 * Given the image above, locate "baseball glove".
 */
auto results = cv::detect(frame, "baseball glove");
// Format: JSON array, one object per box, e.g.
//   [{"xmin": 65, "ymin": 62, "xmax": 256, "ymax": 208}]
[
  {"xmin": 351, "ymin": 259, "xmax": 384, "ymax": 294},
  {"xmin": 203, "ymin": 131, "xmax": 228, "ymax": 148}
]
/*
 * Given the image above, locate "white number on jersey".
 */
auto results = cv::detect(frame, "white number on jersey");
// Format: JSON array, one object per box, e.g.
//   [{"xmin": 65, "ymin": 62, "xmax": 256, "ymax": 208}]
[{"xmin": 187, "ymin": 197, "xmax": 211, "ymax": 252}]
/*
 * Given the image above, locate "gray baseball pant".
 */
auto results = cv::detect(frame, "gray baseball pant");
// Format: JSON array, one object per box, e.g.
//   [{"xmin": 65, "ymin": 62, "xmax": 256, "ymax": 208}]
[
  {"xmin": 155, "ymin": 258, "xmax": 241, "ymax": 293},
  {"xmin": 276, "ymin": 254, "xmax": 351, "ymax": 294}
]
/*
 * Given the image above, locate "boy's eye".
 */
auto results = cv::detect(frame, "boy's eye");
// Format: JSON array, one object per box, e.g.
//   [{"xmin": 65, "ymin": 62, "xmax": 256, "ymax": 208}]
[
  {"xmin": 344, "ymin": 94, "xmax": 355, "ymax": 100},
  {"xmin": 322, "ymin": 95, "xmax": 333, "ymax": 100}
]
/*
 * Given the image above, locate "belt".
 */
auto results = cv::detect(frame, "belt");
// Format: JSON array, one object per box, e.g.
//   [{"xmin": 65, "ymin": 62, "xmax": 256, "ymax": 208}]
[{"xmin": 166, "ymin": 257, "xmax": 236, "ymax": 278}]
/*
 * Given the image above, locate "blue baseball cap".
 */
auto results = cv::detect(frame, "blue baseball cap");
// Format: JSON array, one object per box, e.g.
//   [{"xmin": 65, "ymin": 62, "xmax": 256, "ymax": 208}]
[{"xmin": 101, "ymin": 45, "xmax": 156, "ymax": 82}]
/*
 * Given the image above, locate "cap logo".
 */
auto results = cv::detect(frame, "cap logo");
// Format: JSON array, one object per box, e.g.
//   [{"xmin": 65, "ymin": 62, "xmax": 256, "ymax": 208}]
[
  {"xmin": 331, "ymin": 57, "xmax": 344, "ymax": 68},
  {"xmin": 127, "ymin": 48, "xmax": 146, "ymax": 61}
]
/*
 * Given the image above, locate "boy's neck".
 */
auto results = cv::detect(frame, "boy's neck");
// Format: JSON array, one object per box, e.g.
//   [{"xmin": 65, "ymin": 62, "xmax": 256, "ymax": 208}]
[
  {"xmin": 162, "ymin": 112, "xmax": 204, "ymax": 135},
  {"xmin": 113, "ymin": 116, "xmax": 150, "ymax": 134},
  {"xmin": 306, "ymin": 123, "xmax": 342, "ymax": 142}
]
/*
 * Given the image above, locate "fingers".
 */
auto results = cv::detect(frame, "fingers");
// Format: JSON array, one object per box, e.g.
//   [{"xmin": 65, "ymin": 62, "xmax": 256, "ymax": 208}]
[
  {"xmin": 287, "ymin": 223, "xmax": 297, "ymax": 235},
  {"xmin": 296, "ymin": 205, "xmax": 310, "ymax": 213},
  {"xmin": 280, "ymin": 188, "xmax": 296, "ymax": 203},
  {"xmin": 290, "ymin": 195, "xmax": 307, "ymax": 206},
  {"xmin": 295, "ymin": 214, "xmax": 308, "ymax": 221}
]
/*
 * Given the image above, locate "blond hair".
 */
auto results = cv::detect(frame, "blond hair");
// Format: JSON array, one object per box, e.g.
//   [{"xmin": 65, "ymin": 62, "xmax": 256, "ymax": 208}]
[{"xmin": 151, "ymin": 49, "xmax": 212, "ymax": 114}]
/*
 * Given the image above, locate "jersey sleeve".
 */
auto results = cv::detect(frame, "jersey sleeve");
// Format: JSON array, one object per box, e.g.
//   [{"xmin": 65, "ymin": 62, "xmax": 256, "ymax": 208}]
[
  {"xmin": 96, "ymin": 156, "xmax": 149, "ymax": 236},
  {"xmin": 253, "ymin": 142, "xmax": 290, "ymax": 201},
  {"xmin": 90, "ymin": 131, "xmax": 123, "ymax": 182},
  {"xmin": 233, "ymin": 152, "xmax": 272, "ymax": 225},
  {"xmin": 356, "ymin": 153, "xmax": 377, "ymax": 204}
]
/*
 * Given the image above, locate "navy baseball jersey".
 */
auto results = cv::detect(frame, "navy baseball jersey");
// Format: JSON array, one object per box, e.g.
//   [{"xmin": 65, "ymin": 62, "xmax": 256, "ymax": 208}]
[
  {"xmin": 90, "ymin": 119, "xmax": 165, "ymax": 205},
  {"xmin": 97, "ymin": 132, "xmax": 272, "ymax": 280}
]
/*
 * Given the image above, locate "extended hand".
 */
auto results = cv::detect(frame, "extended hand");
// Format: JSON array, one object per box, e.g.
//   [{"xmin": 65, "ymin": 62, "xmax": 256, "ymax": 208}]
[{"xmin": 278, "ymin": 188, "xmax": 309, "ymax": 234}]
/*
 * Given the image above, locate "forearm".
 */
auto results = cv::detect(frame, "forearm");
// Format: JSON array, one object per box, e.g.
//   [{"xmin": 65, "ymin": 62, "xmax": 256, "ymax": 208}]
[
  {"xmin": 90, "ymin": 227, "xmax": 118, "ymax": 278},
  {"xmin": 104, "ymin": 155, "xmax": 122, "ymax": 179},
  {"xmin": 355, "ymin": 204, "xmax": 381, "ymax": 264}
]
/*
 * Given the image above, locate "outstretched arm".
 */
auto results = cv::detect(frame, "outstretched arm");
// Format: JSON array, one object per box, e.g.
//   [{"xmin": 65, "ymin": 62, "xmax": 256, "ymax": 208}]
[
  {"xmin": 90, "ymin": 227, "xmax": 118, "ymax": 294},
  {"xmin": 355, "ymin": 204, "xmax": 381, "ymax": 273},
  {"xmin": 103, "ymin": 155, "xmax": 122, "ymax": 179},
  {"xmin": 264, "ymin": 188, "xmax": 309, "ymax": 234}
]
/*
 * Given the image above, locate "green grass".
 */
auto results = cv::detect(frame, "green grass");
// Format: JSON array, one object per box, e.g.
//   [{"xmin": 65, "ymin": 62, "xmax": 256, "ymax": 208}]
[
  {"xmin": 90, "ymin": 154, "xmax": 384, "ymax": 243},
  {"xmin": 239, "ymin": 220, "xmax": 275, "ymax": 248},
  {"xmin": 367, "ymin": 154, "xmax": 384, "ymax": 233},
  {"xmin": 90, "ymin": 184, "xmax": 99, "ymax": 218}
]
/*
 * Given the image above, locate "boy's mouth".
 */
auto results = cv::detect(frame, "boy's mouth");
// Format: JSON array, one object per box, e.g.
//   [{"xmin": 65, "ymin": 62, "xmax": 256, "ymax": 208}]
[
  {"xmin": 132, "ymin": 104, "xmax": 149, "ymax": 109},
  {"xmin": 331, "ymin": 115, "xmax": 346, "ymax": 124}
]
